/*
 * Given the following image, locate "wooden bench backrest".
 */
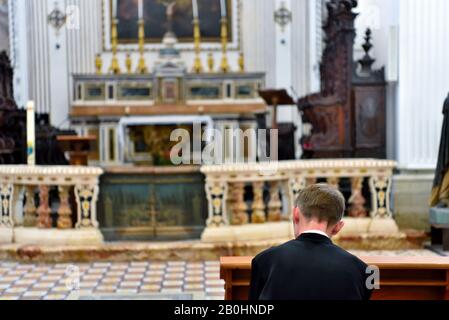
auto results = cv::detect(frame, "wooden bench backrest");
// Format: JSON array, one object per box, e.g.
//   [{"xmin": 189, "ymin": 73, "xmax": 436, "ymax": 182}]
[{"xmin": 220, "ymin": 256, "xmax": 449, "ymax": 300}]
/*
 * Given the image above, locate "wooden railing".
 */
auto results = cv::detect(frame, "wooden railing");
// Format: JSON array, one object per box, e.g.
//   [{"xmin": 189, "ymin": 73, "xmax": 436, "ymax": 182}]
[
  {"xmin": 0, "ymin": 165, "xmax": 103, "ymax": 244},
  {"xmin": 200, "ymin": 159, "xmax": 397, "ymax": 228}
]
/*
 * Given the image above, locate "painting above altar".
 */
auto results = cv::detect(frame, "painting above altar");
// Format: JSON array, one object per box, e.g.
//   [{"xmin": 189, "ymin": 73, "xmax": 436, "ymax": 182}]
[{"xmin": 111, "ymin": 0, "xmax": 233, "ymax": 44}]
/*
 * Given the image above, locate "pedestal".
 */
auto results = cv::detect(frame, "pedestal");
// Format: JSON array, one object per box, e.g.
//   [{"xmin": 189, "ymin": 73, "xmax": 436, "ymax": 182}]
[
  {"xmin": 0, "ymin": 227, "xmax": 13, "ymax": 244},
  {"xmin": 13, "ymin": 227, "xmax": 104, "ymax": 246}
]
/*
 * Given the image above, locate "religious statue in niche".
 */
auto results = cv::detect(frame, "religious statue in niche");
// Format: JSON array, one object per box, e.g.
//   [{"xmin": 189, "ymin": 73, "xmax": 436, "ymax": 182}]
[
  {"xmin": 112, "ymin": 0, "xmax": 232, "ymax": 43},
  {"xmin": 430, "ymin": 93, "xmax": 449, "ymax": 208}
]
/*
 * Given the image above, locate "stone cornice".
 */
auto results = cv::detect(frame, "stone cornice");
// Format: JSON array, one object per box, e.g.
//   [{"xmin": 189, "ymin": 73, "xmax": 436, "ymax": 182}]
[
  {"xmin": 201, "ymin": 159, "xmax": 397, "ymax": 182},
  {"xmin": 0, "ymin": 165, "xmax": 104, "ymax": 186}
]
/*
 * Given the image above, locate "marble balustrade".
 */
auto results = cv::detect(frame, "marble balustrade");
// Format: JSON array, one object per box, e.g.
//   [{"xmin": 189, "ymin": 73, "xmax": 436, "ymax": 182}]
[
  {"xmin": 0, "ymin": 165, "xmax": 104, "ymax": 244},
  {"xmin": 200, "ymin": 159, "xmax": 397, "ymax": 227}
]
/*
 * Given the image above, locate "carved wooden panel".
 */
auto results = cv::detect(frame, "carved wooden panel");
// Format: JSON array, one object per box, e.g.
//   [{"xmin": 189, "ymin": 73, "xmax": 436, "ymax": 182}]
[{"xmin": 353, "ymin": 86, "xmax": 386, "ymax": 158}]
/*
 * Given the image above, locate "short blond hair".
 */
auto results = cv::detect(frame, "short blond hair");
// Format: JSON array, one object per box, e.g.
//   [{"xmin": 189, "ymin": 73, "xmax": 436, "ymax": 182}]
[{"xmin": 295, "ymin": 183, "xmax": 345, "ymax": 225}]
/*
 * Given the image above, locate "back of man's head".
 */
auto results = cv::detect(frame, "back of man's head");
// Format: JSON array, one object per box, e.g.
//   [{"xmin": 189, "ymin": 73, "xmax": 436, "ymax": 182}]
[{"xmin": 295, "ymin": 183, "xmax": 346, "ymax": 226}]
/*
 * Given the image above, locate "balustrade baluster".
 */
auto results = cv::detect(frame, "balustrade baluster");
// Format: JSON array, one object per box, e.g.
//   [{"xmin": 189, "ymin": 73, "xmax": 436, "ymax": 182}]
[
  {"xmin": 230, "ymin": 182, "xmax": 248, "ymax": 225},
  {"xmin": 327, "ymin": 177, "xmax": 340, "ymax": 189},
  {"xmin": 306, "ymin": 177, "xmax": 317, "ymax": 186},
  {"xmin": 37, "ymin": 185, "xmax": 52, "ymax": 228},
  {"xmin": 268, "ymin": 181, "xmax": 282, "ymax": 222},
  {"xmin": 369, "ymin": 175, "xmax": 393, "ymax": 218},
  {"xmin": 251, "ymin": 182, "xmax": 266, "ymax": 223},
  {"xmin": 75, "ymin": 184, "xmax": 100, "ymax": 229},
  {"xmin": 348, "ymin": 177, "xmax": 367, "ymax": 217},
  {"xmin": 23, "ymin": 186, "xmax": 37, "ymax": 227},
  {"xmin": 57, "ymin": 186, "xmax": 73, "ymax": 229}
]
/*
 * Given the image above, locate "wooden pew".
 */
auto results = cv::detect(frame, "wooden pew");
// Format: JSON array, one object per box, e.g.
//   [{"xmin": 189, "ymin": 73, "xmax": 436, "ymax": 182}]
[{"xmin": 220, "ymin": 256, "xmax": 449, "ymax": 300}]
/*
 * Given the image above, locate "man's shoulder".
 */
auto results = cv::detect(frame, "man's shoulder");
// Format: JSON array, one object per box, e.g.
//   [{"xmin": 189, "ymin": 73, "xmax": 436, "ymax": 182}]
[
  {"xmin": 252, "ymin": 240, "xmax": 297, "ymax": 264},
  {"xmin": 332, "ymin": 244, "xmax": 368, "ymax": 269}
]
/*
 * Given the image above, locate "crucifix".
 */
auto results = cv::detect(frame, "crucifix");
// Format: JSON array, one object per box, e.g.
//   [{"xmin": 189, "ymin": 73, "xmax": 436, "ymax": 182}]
[
  {"xmin": 158, "ymin": 0, "xmax": 178, "ymax": 40},
  {"xmin": 274, "ymin": 2, "xmax": 292, "ymax": 32},
  {"xmin": 47, "ymin": 2, "xmax": 67, "ymax": 36}
]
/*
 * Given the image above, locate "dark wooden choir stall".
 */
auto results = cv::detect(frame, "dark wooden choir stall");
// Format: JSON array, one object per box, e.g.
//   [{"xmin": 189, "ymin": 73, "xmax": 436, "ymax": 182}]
[{"xmin": 298, "ymin": 0, "xmax": 387, "ymax": 159}]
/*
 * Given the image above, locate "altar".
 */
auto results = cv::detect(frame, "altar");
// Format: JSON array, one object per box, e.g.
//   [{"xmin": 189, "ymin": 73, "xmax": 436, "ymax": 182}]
[
  {"xmin": 97, "ymin": 165, "xmax": 207, "ymax": 241},
  {"xmin": 67, "ymin": 0, "xmax": 268, "ymax": 240}
]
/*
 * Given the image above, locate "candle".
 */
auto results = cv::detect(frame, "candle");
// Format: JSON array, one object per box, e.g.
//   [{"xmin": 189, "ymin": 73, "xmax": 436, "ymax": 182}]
[
  {"xmin": 112, "ymin": 0, "xmax": 117, "ymax": 18},
  {"xmin": 26, "ymin": 101, "xmax": 36, "ymax": 166},
  {"xmin": 192, "ymin": 0, "xmax": 199, "ymax": 19},
  {"xmin": 138, "ymin": 0, "xmax": 143, "ymax": 20},
  {"xmin": 220, "ymin": 0, "xmax": 226, "ymax": 17}
]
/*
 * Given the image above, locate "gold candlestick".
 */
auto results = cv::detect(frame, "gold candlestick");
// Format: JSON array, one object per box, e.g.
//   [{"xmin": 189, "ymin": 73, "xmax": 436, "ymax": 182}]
[
  {"xmin": 136, "ymin": 19, "xmax": 148, "ymax": 74},
  {"xmin": 109, "ymin": 18, "xmax": 121, "ymax": 74},
  {"xmin": 125, "ymin": 53, "xmax": 132, "ymax": 73},
  {"xmin": 238, "ymin": 52, "xmax": 245, "ymax": 72},
  {"xmin": 192, "ymin": 18, "xmax": 203, "ymax": 73},
  {"xmin": 95, "ymin": 54, "xmax": 103, "ymax": 74},
  {"xmin": 207, "ymin": 52, "xmax": 215, "ymax": 72},
  {"xmin": 220, "ymin": 17, "xmax": 229, "ymax": 73}
]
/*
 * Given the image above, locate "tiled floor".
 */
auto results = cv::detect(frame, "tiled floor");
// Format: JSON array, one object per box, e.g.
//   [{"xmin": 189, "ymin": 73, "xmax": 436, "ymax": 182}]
[
  {"xmin": 0, "ymin": 261, "xmax": 224, "ymax": 300},
  {"xmin": 0, "ymin": 250, "xmax": 439, "ymax": 300}
]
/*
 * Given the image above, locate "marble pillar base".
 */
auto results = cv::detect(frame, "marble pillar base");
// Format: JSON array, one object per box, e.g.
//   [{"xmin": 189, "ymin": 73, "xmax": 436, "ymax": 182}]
[
  {"xmin": 0, "ymin": 227, "xmax": 13, "ymax": 244},
  {"xmin": 338, "ymin": 217, "xmax": 400, "ymax": 237},
  {"xmin": 13, "ymin": 227, "xmax": 104, "ymax": 246},
  {"xmin": 201, "ymin": 218, "xmax": 401, "ymax": 243},
  {"xmin": 201, "ymin": 222, "xmax": 294, "ymax": 243}
]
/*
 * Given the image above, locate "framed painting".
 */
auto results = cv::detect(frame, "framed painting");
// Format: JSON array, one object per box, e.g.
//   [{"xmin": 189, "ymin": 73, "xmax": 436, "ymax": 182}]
[{"xmin": 103, "ymin": 0, "xmax": 241, "ymax": 51}]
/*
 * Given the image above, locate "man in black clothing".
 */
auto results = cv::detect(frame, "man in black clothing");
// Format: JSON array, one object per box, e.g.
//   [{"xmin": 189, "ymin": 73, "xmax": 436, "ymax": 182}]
[{"xmin": 249, "ymin": 184, "xmax": 373, "ymax": 300}]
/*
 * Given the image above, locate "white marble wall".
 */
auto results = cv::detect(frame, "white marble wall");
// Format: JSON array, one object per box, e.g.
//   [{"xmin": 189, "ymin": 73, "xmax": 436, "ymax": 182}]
[{"xmin": 396, "ymin": 0, "xmax": 449, "ymax": 170}]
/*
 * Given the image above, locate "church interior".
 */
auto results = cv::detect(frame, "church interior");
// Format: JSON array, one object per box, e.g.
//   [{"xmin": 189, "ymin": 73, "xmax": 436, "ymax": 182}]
[{"xmin": 1, "ymin": 0, "xmax": 449, "ymax": 301}]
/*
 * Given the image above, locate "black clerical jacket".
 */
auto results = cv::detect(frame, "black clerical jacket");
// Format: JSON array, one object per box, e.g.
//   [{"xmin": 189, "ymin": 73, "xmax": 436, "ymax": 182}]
[{"xmin": 249, "ymin": 233, "xmax": 372, "ymax": 300}]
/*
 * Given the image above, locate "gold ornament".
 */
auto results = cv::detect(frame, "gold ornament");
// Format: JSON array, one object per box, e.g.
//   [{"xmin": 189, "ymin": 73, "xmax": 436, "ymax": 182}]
[
  {"xmin": 192, "ymin": 18, "xmax": 203, "ymax": 73},
  {"xmin": 220, "ymin": 17, "xmax": 229, "ymax": 73},
  {"xmin": 125, "ymin": 53, "xmax": 132, "ymax": 74},
  {"xmin": 207, "ymin": 52, "xmax": 215, "ymax": 72},
  {"xmin": 136, "ymin": 19, "xmax": 148, "ymax": 74},
  {"xmin": 238, "ymin": 52, "xmax": 245, "ymax": 72},
  {"xmin": 95, "ymin": 54, "xmax": 103, "ymax": 74},
  {"xmin": 109, "ymin": 18, "xmax": 121, "ymax": 74}
]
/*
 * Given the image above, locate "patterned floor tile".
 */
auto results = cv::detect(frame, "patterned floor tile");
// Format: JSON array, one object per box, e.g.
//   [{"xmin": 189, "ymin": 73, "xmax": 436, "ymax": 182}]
[
  {"xmin": 0, "ymin": 295, "xmax": 20, "ymax": 300},
  {"xmin": 22, "ymin": 290, "xmax": 48, "ymax": 298},
  {"xmin": 184, "ymin": 284, "xmax": 205, "ymax": 291},
  {"xmin": 50, "ymin": 286, "xmax": 71, "ymax": 293},
  {"xmin": 32, "ymin": 282, "xmax": 56, "ymax": 289},
  {"xmin": 1, "ymin": 252, "xmax": 435, "ymax": 300},
  {"xmin": 119, "ymin": 282, "xmax": 141, "ymax": 288},
  {"xmin": 116, "ymin": 289, "xmax": 138, "ymax": 294},
  {"xmin": 205, "ymin": 280, "xmax": 225, "ymax": 287},
  {"xmin": 140, "ymin": 284, "xmax": 161, "ymax": 292},
  {"xmin": 5, "ymin": 287, "xmax": 28, "ymax": 294},
  {"xmin": 0, "ymin": 284, "xmax": 11, "ymax": 290},
  {"xmin": 124, "ymin": 274, "xmax": 144, "ymax": 280},
  {"xmin": 43, "ymin": 294, "xmax": 67, "ymax": 300},
  {"xmin": 162, "ymin": 280, "xmax": 184, "ymax": 288}
]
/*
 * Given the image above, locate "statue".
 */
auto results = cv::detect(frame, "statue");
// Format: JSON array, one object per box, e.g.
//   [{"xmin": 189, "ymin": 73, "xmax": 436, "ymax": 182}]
[{"xmin": 430, "ymin": 93, "xmax": 449, "ymax": 207}]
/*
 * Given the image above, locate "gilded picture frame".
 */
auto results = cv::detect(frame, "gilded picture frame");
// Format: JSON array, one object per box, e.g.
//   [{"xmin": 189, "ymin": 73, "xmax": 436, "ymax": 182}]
[{"xmin": 103, "ymin": 0, "xmax": 241, "ymax": 52}]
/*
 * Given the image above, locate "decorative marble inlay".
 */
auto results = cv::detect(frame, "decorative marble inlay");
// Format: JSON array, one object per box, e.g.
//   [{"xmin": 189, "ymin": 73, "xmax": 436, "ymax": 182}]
[
  {"xmin": 205, "ymin": 181, "xmax": 228, "ymax": 227},
  {"xmin": 0, "ymin": 183, "xmax": 14, "ymax": 227}
]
